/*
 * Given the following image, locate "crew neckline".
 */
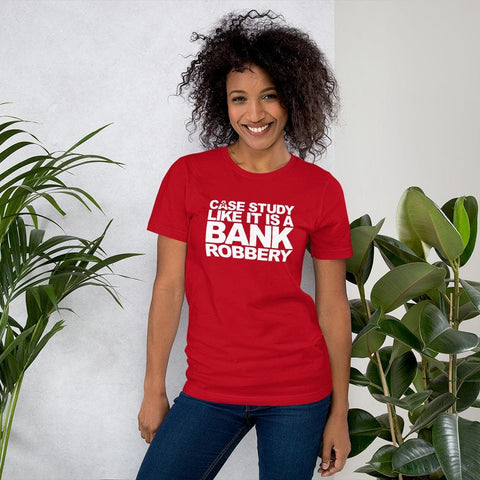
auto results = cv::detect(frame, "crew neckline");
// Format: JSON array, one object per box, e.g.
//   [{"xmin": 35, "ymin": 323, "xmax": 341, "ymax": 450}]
[{"xmin": 223, "ymin": 146, "xmax": 297, "ymax": 179}]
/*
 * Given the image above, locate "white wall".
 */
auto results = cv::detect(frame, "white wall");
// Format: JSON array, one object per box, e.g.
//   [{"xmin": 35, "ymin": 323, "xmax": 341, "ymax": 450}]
[
  {"xmin": 335, "ymin": 1, "xmax": 480, "ymax": 478},
  {"xmin": 0, "ymin": 1, "xmax": 334, "ymax": 479}
]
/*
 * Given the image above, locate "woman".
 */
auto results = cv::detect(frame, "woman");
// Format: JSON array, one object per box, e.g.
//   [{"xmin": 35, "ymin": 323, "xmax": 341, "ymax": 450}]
[{"xmin": 137, "ymin": 10, "xmax": 352, "ymax": 480}]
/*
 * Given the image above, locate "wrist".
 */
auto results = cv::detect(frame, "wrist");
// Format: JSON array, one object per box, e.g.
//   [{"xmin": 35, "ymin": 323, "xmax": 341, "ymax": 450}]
[
  {"xmin": 328, "ymin": 398, "xmax": 349, "ymax": 417},
  {"xmin": 143, "ymin": 377, "xmax": 167, "ymax": 396}
]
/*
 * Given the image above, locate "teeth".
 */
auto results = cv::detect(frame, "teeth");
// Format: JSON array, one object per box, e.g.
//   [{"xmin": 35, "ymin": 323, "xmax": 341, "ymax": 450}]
[{"xmin": 247, "ymin": 124, "xmax": 270, "ymax": 133}]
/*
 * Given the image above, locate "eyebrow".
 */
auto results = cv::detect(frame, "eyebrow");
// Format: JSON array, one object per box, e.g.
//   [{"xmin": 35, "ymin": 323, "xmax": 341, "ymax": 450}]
[{"xmin": 228, "ymin": 86, "xmax": 277, "ymax": 97}]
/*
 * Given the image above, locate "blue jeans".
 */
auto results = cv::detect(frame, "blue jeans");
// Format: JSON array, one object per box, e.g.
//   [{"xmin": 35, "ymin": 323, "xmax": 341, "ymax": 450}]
[{"xmin": 136, "ymin": 391, "xmax": 331, "ymax": 480}]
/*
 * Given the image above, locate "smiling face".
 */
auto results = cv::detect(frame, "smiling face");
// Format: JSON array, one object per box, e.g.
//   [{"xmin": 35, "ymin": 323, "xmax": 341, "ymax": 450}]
[{"xmin": 226, "ymin": 64, "xmax": 288, "ymax": 155}]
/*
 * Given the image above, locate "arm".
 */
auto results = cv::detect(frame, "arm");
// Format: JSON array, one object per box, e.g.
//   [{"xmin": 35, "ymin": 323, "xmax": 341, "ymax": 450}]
[
  {"xmin": 138, "ymin": 235, "xmax": 187, "ymax": 443},
  {"xmin": 313, "ymin": 258, "xmax": 351, "ymax": 477}
]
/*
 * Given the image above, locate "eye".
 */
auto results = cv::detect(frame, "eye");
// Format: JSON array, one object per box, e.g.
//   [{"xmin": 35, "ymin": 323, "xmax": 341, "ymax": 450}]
[
  {"xmin": 231, "ymin": 96, "xmax": 247, "ymax": 103},
  {"xmin": 262, "ymin": 93, "xmax": 278, "ymax": 101}
]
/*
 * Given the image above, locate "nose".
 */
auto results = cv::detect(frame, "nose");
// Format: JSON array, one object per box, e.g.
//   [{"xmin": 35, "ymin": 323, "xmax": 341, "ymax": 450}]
[{"xmin": 246, "ymin": 99, "xmax": 265, "ymax": 123}]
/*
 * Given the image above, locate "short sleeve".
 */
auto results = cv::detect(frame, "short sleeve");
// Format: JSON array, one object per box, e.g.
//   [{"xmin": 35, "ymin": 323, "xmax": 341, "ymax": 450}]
[
  {"xmin": 310, "ymin": 175, "xmax": 352, "ymax": 260},
  {"xmin": 147, "ymin": 158, "xmax": 189, "ymax": 242}
]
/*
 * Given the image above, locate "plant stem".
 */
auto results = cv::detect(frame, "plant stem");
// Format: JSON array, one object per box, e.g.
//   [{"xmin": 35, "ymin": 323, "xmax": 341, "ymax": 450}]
[
  {"xmin": 448, "ymin": 262, "xmax": 460, "ymax": 414},
  {"xmin": 421, "ymin": 358, "xmax": 430, "ymax": 402},
  {"xmin": 356, "ymin": 275, "xmax": 371, "ymax": 320},
  {"xmin": 0, "ymin": 373, "xmax": 24, "ymax": 479},
  {"xmin": 356, "ymin": 276, "xmax": 404, "ymax": 448}
]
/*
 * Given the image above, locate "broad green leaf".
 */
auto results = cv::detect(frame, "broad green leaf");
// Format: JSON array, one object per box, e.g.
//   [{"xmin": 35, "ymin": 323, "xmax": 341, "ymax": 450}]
[
  {"xmin": 429, "ymin": 374, "xmax": 480, "ymax": 412},
  {"xmin": 368, "ymin": 445, "xmax": 396, "ymax": 477},
  {"xmin": 350, "ymin": 298, "xmax": 371, "ymax": 333},
  {"xmin": 420, "ymin": 303, "xmax": 478, "ymax": 354},
  {"xmin": 460, "ymin": 279, "xmax": 480, "ymax": 315},
  {"xmin": 376, "ymin": 413, "xmax": 404, "ymax": 442},
  {"xmin": 375, "ymin": 234, "xmax": 425, "ymax": 269},
  {"xmin": 397, "ymin": 187, "xmax": 429, "ymax": 258},
  {"xmin": 443, "ymin": 196, "xmax": 478, "ymax": 265},
  {"xmin": 372, "ymin": 390, "xmax": 432, "ymax": 411},
  {"xmin": 458, "ymin": 416, "xmax": 480, "ymax": 480},
  {"xmin": 392, "ymin": 438, "xmax": 440, "ymax": 476},
  {"xmin": 398, "ymin": 187, "xmax": 464, "ymax": 264},
  {"xmin": 378, "ymin": 317, "xmax": 423, "ymax": 352},
  {"xmin": 352, "ymin": 308, "xmax": 386, "ymax": 358},
  {"xmin": 408, "ymin": 392, "xmax": 456, "ymax": 435},
  {"xmin": 458, "ymin": 362, "xmax": 480, "ymax": 382},
  {"xmin": 432, "ymin": 413, "xmax": 461, "ymax": 480},
  {"xmin": 348, "ymin": 408, "xmax": 381, "ymax": 457},
  {"xmin": 354, "ymin": 464, "xmax": 392, "ymax": 479},
  {"xmin": 371, "ymin": 263, "xmax": 445, "ymax": 313},
  {"xmin": 366, "ymin": 347, "xmax": 416, "ymax": 398},
  {"xmin": 350, "ymin": 214, "xmax": 372, "ymax": 229},
  {"xmin": 347, "ymin": 219, "xmax": 384, "ymax": 285},
  {"xmin": 350, "ymin": 367, "xmax": 371, "ymax": 387},
  {"xmin": 453, "ymin": 197, "xmax": 470, "ymax": 248}
]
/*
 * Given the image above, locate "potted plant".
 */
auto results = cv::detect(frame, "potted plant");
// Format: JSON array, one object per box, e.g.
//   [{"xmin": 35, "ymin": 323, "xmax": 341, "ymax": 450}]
[
  {"xmin": 0, "ymin": 106, "xmax": 138, "ymax": 478},
  {"xmin": 346, "ymin": 186, "xmax": 480, "ymax": 479}
]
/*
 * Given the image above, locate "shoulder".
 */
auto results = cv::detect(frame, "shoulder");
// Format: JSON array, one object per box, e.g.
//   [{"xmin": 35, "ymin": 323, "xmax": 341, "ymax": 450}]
[
  {"xmin": 175, "ymin": 147, "xmax": 226, "ymax": 169},
  {"xmin": 161, "ymin": 147, "xmax": 226, "ymax": 182},
  {"xmin": 293, "ymin": 156, "xmax": 340, "ymax": 189}
]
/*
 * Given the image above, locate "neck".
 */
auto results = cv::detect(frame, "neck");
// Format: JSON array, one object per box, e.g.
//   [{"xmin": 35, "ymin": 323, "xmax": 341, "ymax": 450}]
[{"xmin": 228, "ymin": 141, "xmax": 291, "ymax": 173}]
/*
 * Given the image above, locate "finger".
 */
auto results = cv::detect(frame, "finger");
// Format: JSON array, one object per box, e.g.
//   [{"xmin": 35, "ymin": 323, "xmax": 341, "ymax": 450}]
[
  {"xmin": 320, "ymin": 446, "xmax": 334, "ymax": 472},
  {"xmin": 319, "ymin": 452, "xmax": 347, "ymax": 477}
]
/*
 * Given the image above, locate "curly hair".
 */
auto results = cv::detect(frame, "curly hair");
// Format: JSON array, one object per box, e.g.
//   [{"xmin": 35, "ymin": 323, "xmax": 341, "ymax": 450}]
[{"xmin": 177, "ymin": 10, "xmax": 339, "ymax": 160}]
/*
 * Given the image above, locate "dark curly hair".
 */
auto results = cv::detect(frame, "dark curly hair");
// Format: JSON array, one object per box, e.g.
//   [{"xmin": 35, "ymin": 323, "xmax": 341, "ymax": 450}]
[{"xmin": 177, "ymin": 10, "xmax": 339, "ymax": 160}]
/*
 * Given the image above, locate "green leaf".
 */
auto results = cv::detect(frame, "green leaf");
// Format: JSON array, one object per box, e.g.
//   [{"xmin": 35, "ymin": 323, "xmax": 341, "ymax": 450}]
[
  {"xmin": 371, "ymin": 263, "xmax": 445, "ymax": 313},
  {"xmin": 443, "ymin": 196, "xmax": 478, "ymax": 266},
  {"xmin": 392, "ymin": 438, "xmax": 440, "ymax": 476},
  {"xmin": 354, "ymin": 464, "xmax": 392, "ymax": 479},
  {"xmin": 348, "ymin": 408, "xmax": 381, "ymax": 457},
  {"xmin": 378, "ymin": 317, "xmax": 423, "ymax": 352},
  {"xmin": 375, "ymin": 234, "xmax": 426, "ymax": 269},
  {"xmin": 60, "ymin": 123, "xmax": 112, "ymax": 156},
  {"xmin": 376, "ymin": 413, "xmax": 404, "ymax": 442},
  {"xmin": 350, "ymin": 367, "xmax": 371, "ymax": 387},
  {"xmin": 429, "ymin": 374, "xmax": 480, "ymax": 412},
  {"xmin": 397, "ymin": 187, "xmax": 429, "ymax": 259},
  {"xmin": 366, "ymin": 347, "xmax": 417, "ymax": 399},
  {"xmin": 419, "ymin": 303, "xmax": 478, "ymax": 354},
  {"xmin": 458, "ymin": 355, "xmax": 480, "ymax": 382},
  {"xmin": 350, "ymin": 214, "xmax": 373, "ymax": 229},
  {"xmin": 368, "ymin": 445, "xmax": 396, "ymax": 477},
  {"xmin": 460, "ymin": 279, "xmax": 480, "ymax": 315},
  {"xmin": 432, "ymin": 414, "xmax": 461, "ymax": 480},
  {"xmin": 408, "ymin": 392, "xmax": 456, "ymax": 435},
  {"xmin": 453, "ymin": 197, "xmax": 470, "ymax": 248},
  {"xmin": 399, "ymin": 187, "xmax": 465, "ymax": 264},
  {"xmin": 372, "ymin": 390, "xmax": 432, "ymax": 411},
  {"xmin": 350, "ymin": 298, "xmax": 371, "ymax": 333},
  {"xmin": 347, "ymin": 219, "xmax": 385, "ymax": 285},
  {"xmin": 457, "ymin": 416, "xmax": 480, "ymax": 480},
  {"xmin": 352, "ymin": 308, "xmax": 386, "ymax": 358}
]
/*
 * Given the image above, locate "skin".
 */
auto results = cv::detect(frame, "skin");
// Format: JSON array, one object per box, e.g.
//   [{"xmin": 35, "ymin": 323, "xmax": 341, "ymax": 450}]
[
  {"xmin": 225, "ymin": 64, "xmax": 290, "ymax": 173},
  {"xmin": 313, "ymin": 258, "xmax": 352, "ymax": 476},
  {"xmin": 138, "ymin": 63, "xmax": 351, "ymax": 476}
]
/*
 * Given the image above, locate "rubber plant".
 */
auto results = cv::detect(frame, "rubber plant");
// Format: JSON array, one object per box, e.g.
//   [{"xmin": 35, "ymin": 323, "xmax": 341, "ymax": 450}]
[
  {"xmin": 0, "ymin": 106, "xmax": 138, "ymax": 477},
  {"xmin": 346, "ymin": 186, "xmax": 480, "ymax": 480}
]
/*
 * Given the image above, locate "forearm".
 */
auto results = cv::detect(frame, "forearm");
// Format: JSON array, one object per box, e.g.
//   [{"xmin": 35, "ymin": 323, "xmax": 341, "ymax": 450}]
[
  {"xmin": 319, "ymin": 302, "xmax": 351, "ymax": 415},
  {"xmin": 143, "ymin": 281, "xmax": 184, "ymax": 395}
]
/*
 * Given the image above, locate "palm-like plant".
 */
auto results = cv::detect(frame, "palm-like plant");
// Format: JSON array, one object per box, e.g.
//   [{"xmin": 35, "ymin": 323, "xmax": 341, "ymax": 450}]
[
  {"xmin": 347, "ymin": 187, "xmax": 480, "ymax": 480},
  {"xmin": 0, "ymin": 106, "xmax": 137, "ymax": 477}
]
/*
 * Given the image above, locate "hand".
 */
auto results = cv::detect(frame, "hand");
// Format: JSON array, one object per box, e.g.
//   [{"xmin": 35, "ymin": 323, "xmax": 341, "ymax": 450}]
[
  {"xmin": 318, "ymin": 414, "xmax": 351, "ymax": 477},
  {"xmin": 138, "ymin": 392, "xmax": 170, "ymax": 443}
]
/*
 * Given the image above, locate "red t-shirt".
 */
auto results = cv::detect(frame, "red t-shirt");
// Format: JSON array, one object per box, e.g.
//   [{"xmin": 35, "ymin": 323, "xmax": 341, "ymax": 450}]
[{"xmin": 148, "ymin": 147, "xmax": 352, "ymax": 405}]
